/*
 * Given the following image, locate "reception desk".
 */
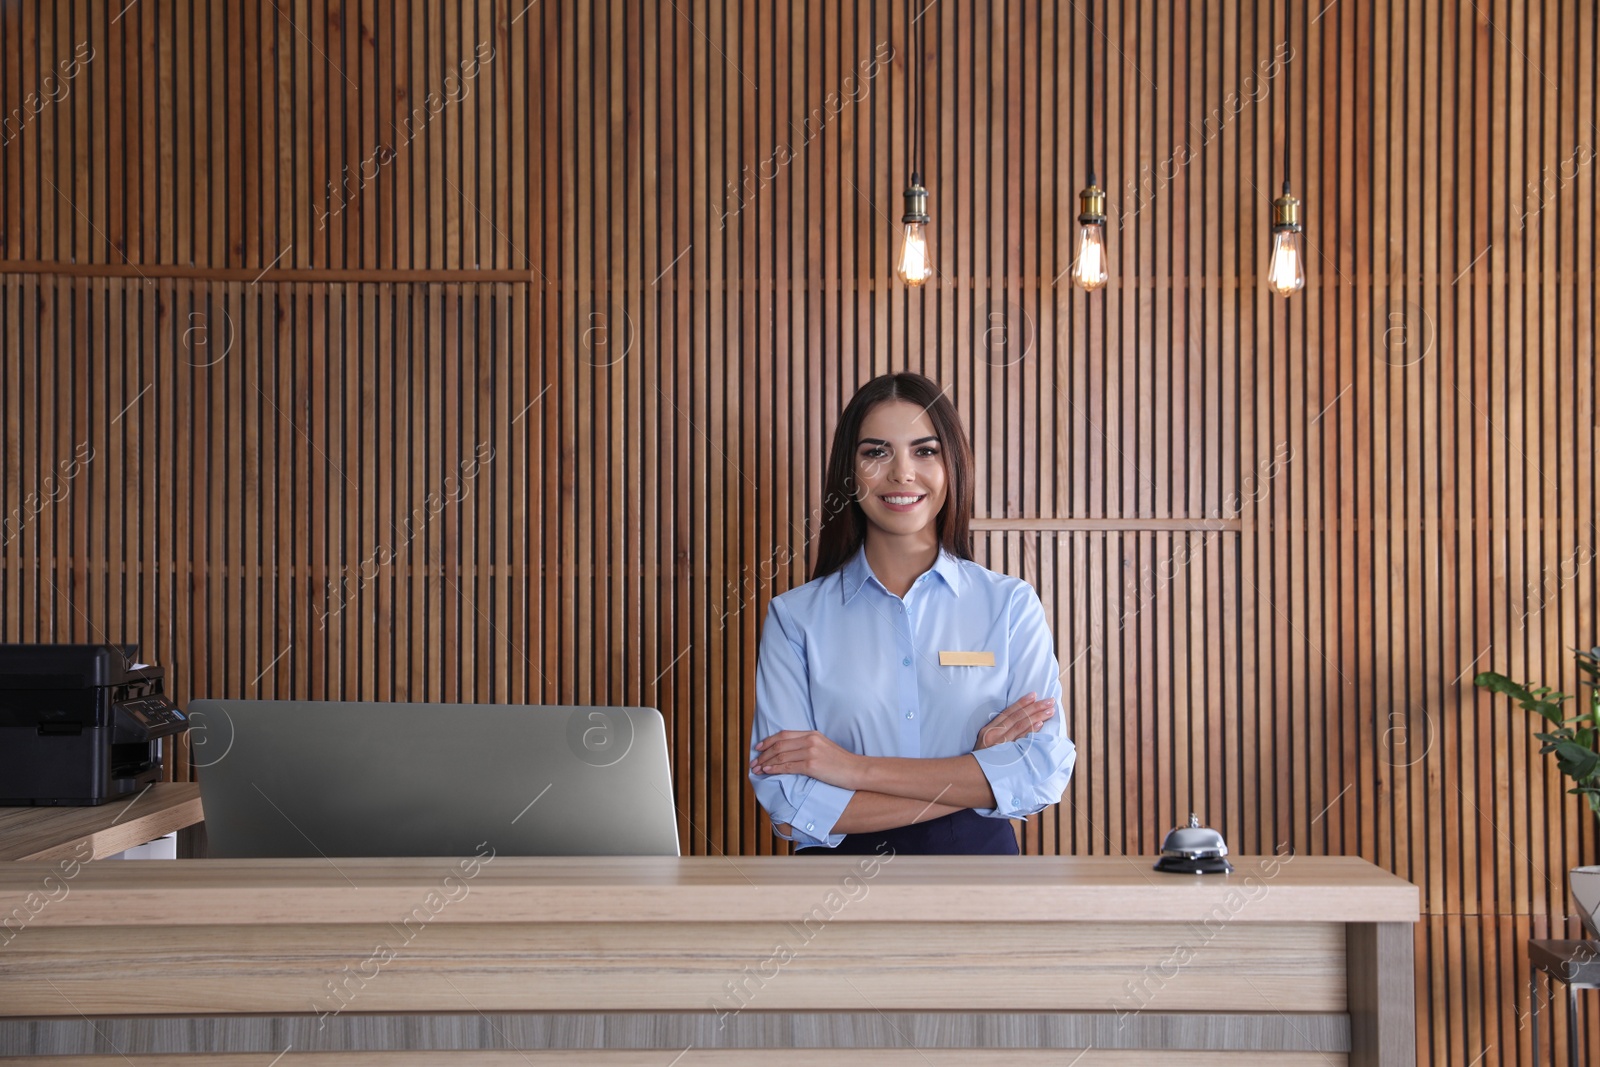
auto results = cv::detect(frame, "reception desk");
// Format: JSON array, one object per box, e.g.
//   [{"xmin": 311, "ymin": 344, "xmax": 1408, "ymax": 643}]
[{"xmin": 0, "ymin": 853, "xmax": 1417, "ymax": 1064}]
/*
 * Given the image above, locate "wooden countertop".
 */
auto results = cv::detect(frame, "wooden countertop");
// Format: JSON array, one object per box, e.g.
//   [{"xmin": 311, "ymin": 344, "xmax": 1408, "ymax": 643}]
[
  {"xmin": 0, "ymin": 853, "xmax": 1418, "ymax": 926},
  {"xmin": 0, "ymin": 782, "xmax": 202, "ymax": 862}
]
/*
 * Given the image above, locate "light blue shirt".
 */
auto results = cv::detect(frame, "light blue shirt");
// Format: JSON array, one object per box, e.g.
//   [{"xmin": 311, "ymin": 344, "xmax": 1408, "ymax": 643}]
[{"xmin": 750, "ymin": 546, "xmax": 1075, "ymax": 848}]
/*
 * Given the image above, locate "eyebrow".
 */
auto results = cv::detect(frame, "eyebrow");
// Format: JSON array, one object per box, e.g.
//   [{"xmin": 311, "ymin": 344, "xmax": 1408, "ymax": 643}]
[{"xmin": 858, "ymin": 435, "xmax": 940, "ymax": 447}]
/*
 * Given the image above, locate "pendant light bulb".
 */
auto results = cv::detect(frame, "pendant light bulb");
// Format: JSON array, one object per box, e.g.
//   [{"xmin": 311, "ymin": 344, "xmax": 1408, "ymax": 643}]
[
  {"xmin": 1074, "ymin": 0, "xmax": 1108, "ymax": 293},
  {"xmin": 1267, "ymin": 0, "xmax": 1305, "ymax": 299},
  {"xmin": 898, "ymin": 180, "xmax": 933, "ymax": 288},
  {"xmin": 1072, "ymin": 184, "xmax": 1109, "ymax": 292},
  {"xmin": 1268, "ymin": 185, "xmax": 1305, "ymax": 298}
]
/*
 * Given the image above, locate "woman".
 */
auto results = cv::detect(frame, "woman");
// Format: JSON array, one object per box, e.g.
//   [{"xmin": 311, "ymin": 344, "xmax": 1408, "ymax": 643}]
[{"xmin": 748, "ymin": 372, "xmax": 1075, "ymax": 855}]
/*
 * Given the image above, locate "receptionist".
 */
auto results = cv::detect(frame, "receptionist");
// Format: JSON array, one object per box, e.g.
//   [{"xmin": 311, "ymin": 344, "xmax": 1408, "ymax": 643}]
[{"xmin": 748, "ymin": 372, "xmax": 1076, "ymax": 855}]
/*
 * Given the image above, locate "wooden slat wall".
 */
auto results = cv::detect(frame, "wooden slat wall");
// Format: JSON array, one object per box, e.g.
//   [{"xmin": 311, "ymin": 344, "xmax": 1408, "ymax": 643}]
[{"xmin": 0, "ymin": 1, "xmax": 1595, "ymax": 1062}]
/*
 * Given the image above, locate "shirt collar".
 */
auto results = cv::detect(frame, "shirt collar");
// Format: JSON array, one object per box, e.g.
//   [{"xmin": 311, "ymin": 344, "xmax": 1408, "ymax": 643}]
[{"xmin": 840, "ymin": 545, "xmax": 964, "ymax": 604}]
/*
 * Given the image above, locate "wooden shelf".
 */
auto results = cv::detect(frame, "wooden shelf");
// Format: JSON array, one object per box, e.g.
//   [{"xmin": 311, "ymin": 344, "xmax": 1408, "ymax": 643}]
[{"xmin": 0, "ymin": 782, "xmax": 202, "ymax": 862}]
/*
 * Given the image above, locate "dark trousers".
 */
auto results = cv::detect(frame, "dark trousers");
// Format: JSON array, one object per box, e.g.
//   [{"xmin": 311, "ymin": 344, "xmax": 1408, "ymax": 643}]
[{"xmin": 796, "ymin": 807, "xmax": 1019, "ymax": 856}]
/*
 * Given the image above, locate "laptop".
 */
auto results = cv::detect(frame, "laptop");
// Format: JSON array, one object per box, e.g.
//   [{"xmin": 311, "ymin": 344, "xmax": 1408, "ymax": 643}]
[{"xmin": 187, "ymin": 701, "xmax": 681, "ymax": 858}]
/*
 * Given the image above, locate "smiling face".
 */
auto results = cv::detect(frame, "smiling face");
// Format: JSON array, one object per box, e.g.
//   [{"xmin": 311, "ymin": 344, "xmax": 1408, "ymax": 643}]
[{"xmin": 852, "ymin": 398, "xmax": 949, "ymax": 542}]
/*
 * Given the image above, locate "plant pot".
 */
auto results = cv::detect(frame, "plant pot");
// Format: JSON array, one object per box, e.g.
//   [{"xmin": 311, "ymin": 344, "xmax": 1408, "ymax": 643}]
[{"xmin": 1572, "ymin": 866, "xmax": 1600, "ymax": 938}]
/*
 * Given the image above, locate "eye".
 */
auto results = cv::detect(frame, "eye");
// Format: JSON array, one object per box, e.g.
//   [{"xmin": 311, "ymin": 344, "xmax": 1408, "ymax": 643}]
[
  {"xmin": 916, "ymin": 446, "xmax": 940, "ymax": 457},
  {"xmin": 859, "ymin": 446, "xmax": 888, "ymax": 459}
]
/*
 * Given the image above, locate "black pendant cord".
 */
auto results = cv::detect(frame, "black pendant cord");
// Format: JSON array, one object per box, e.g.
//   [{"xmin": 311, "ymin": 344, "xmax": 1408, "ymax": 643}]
[
  {"xmin": 914, "ymin": 2, "xmax": 925, "ymax": 182},
  {"xmin": 905, "ymin": 0, "xmax": 913, "ymax": 183},
  {"xmin": 906, "ymin": 0, "xmax": 918, "ymax": 183},
  {"xmin": 1087, "ymin": 0, "xmax": 1095, "ymax": 186},
  {"xmin": 1282, "ymin": 0, "xmax": 1290, "ymax": 190}
]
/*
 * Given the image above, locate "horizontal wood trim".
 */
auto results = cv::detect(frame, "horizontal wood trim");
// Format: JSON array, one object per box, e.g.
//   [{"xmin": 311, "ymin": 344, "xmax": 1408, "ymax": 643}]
[
  {"xmin": 0, "ymin": 1010, "xmax": 1353, "ymax": 1055},
  {"xmin": 0, "ymin": 1054, "xmax": 1350, "ymax": 1067},
  {"xmin": 0, "ymin": 855, "xmax": 1420, "ymax": 927},
  {"xmin": 2, "ymin": 920, "xmax": 1346, "ymax": 1015},
  {"xmin": 0, "ymin": 262, "xmax": 540, "ymax": 283}
]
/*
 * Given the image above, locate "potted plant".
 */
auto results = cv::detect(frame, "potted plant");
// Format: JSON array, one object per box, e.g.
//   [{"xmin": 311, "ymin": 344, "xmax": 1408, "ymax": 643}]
[{"xmin": 1476, "ymin": 646, "xmax": 1600, "ymax": 936}]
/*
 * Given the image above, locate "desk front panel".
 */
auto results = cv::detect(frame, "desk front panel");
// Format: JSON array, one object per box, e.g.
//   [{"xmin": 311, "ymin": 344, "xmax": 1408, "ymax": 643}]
[{"xmin": 5, "ymin": 919, "xmax": 1344, "ymax": 1016}]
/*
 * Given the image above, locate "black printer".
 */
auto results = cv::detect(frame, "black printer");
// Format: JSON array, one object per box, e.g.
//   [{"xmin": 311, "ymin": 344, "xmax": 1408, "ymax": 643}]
[{"xmin": 0, "ymin": 643, "xmax": 189, "ymax": 806}]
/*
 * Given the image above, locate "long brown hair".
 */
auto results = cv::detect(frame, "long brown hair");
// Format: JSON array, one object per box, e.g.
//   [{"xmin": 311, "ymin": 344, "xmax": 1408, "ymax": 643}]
[{"xmin": 809, "ymin": 373, "xmax": 975, "ymax": 581}]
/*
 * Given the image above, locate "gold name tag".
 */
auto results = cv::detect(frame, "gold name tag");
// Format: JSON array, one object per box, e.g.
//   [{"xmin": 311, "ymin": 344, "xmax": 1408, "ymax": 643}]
[{"xmin": 939, "ymin": 650, "xmax": 996, "ymax": 667}]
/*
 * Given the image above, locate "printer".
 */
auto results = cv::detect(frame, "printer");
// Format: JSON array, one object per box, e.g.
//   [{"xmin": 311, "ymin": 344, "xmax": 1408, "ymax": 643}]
[{"xmin": 0, "ymin": 643, "xmax": 189, "ymax": 806}]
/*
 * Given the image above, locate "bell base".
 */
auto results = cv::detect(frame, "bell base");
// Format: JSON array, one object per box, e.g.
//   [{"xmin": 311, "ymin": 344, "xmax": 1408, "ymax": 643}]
[{"xmin": 1154, "ymin": 855, "xmax": 1235, "ymax": 875}]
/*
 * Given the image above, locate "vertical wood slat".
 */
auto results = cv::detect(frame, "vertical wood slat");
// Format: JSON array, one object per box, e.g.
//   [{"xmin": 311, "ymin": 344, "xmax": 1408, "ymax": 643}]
[{"xmin": 1, "ymin": 2, "xmax": 1598, "ymax": 1063}]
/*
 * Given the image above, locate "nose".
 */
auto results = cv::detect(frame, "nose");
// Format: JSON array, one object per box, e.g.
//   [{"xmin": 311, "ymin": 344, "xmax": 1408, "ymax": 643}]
[{"xmin": 889, "ymin": 451, "xmax": 917, "ymax": 483}]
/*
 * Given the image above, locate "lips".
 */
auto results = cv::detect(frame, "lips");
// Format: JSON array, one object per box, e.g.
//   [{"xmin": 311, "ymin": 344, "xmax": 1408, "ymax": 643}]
[{"xmin": 880, "ymin": 493, "xmax": 927, "ymax": 512}]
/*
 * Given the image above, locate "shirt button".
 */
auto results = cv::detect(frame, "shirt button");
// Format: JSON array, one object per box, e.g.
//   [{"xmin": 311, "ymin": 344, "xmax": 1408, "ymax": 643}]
[
  {"xmin": 806, "ymin": 822, "xmax": 815, "ymax": 832},
  {"xmin": 902, "ymin": 657, "xmax": 912, "ymax": 666},
  {"xmin": 906, "ymin": 711, "xmax": 915, "ymax": 720}
]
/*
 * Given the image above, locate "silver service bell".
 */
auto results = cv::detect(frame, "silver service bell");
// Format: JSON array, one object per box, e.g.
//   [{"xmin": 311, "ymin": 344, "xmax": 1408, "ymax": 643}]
[{"xmin": 1154, "ymin": 812, "xmax": 1234, "ymax": 874}]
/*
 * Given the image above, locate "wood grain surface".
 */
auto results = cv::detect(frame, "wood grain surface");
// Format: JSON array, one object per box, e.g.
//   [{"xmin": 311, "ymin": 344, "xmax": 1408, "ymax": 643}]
[
  {"xmin": 0, "ymin": 854, "xmax": 1419, "ymax": 926},
  {"xmin": 0, "ymin": 783, "xmax": 200, "ymax": 861},
  {"xmin": 2, "ymin": 918, "xmax": 1346, "ymax": 1015}
]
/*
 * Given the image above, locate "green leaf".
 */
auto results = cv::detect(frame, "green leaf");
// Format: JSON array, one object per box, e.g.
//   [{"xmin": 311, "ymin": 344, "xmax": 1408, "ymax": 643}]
[
  {"xmin": 1475, "ymin": 672, "xmax": 1572, "ymax": 723},
  {"xmin": 1475, "ymin": 653, "xmax": 1600, "ymax": 823},
  {"xmin": 1553, "ymin": 739, "xmax": 1600, "ymax": 781}
]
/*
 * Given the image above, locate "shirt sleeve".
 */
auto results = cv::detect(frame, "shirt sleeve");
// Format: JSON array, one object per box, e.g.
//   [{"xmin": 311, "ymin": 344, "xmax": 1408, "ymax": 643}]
[
  {"xmin": 969, "ymin": 581, "xmax": 1077, "ymax": 820},
  {"xmin": 749, "ymin": 597, "xmax": 855, "ymax": 848}
]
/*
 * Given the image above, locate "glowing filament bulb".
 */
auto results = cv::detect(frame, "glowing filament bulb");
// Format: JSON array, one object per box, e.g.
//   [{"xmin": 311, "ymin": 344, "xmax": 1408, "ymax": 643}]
[
  {"xmin": 1267, "ymin": 228, "xmax": 1305, "ymax": 298},
  {"xmin": 898, "ymin": 222, "xmax": 933, "ymax": 287},
  {"xmin": 1072, "ymin": 222, "xmax": 1109, "ymax": 291}
]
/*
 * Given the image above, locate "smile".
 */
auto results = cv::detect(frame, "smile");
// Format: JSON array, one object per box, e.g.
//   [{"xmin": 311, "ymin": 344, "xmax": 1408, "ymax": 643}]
[{"xmin": 880, "ymin": 493, "xmax": 926, "ymax": 510}]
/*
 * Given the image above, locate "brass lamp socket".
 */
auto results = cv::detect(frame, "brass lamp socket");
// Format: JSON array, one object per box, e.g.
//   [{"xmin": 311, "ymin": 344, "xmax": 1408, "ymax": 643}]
[
  {"xmin": 1077, "ymin": 184, "xmax": 1106, "ymax": 226},
  {"xmin": 1271, "ymin": 188, "xmax": 1302, "ymax": 233},
  {"xmin": 902, "ymin": 182, "xmax": 930, "ymax": 224}
]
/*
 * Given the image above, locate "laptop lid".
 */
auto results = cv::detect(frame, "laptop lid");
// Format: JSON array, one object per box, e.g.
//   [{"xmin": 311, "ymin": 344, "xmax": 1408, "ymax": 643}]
[{"xmin": 188, "ymin": 701, "xmax": 681, "ymax": 858}]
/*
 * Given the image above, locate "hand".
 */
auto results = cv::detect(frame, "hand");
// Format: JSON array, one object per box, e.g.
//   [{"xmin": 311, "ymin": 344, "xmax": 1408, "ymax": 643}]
[
  {"xmin": 975, "ymin": 692, "xmax": 1055, "ymax": 750},
  {"xmin": 751, "ymin": 730, "xmax": 865, "ymax": 789}
]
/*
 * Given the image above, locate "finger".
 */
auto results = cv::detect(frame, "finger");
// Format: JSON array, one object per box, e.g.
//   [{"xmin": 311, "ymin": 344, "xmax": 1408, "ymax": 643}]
[
  {"xmin": 989, "ymin": 707, "xmax": 1055, "ymax": 744},
  {"xmin": 758, "ymin": 754, "xmax": 809, "ymax": 776},
  {"xmin": 990, "ymin": 693, "xmax": 1033, "ymax": 722},
  {"xmin": 1003, "ymin": 692, "xmax": 1038, "ymax": 715},
  {"xmin": 984, "ymin": 719, "xmax": 1029, "ymax": 745},
  {"xmin": 991, "ymin": 697, "xmax": 1054, "ymax": 730},
  {"xmin": 752, "ymin": 738, "xmax": 810, "ymax": 768},
  {"xmin": 754, "ymin": 730, "xmax": 810, "ymax": 751},
  {"xmin": 1008, "ymin": 717, "xmax": 1045, "ymax": 742},
  {"xmin": 751, "ymin": 742, "xmax": 786, "ymax": 767},
  {"xmin": 1023, "ymin": 705, "xmax": 1057, "ymax": 731},
  {"xmin": 989, "ymin": 707, "xmax": 1029, "ymax": 729},
  {"xmin": 983, "ymin": 709, "xmax": 1029, "ymax": 738},
  {"xmin": 755, "ymin": 742, "xmax": 797, "ymax": 765}
]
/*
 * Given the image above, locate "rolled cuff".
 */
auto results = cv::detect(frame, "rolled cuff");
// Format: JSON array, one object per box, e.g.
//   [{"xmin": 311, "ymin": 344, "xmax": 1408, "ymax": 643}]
[
  {"xmin": 969, "ymin": 740, "xmax": 1073, "ymax": 820},
  {"xmin": 780, "ymin": 779, "xmax": 856, "ymax": 848}
]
